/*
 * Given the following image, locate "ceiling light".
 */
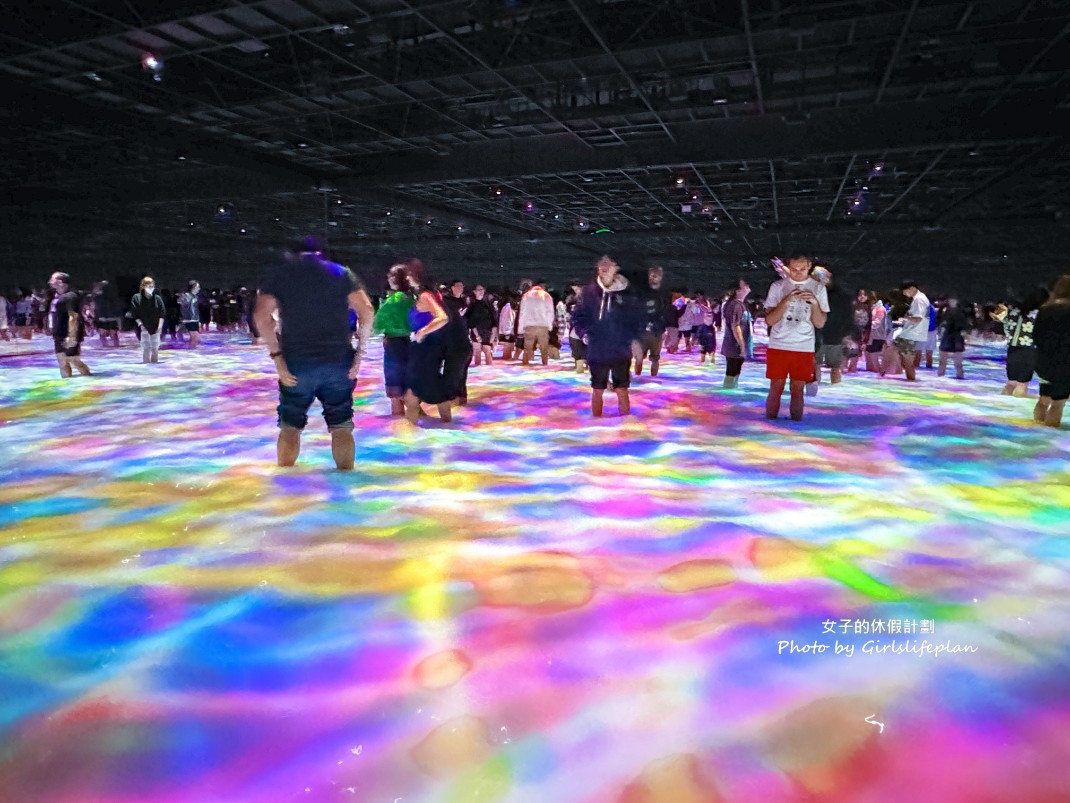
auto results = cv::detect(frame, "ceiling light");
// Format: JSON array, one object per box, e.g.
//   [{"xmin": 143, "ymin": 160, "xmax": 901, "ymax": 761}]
[
  {"xmin": 273, "ymin": 217, "xmax": 280, "ymax": 222},
  {"xmin": 297, "ymin": 142, "xmax": 309, "ymax": 149},
  {"xmin": 142, "ymin": 54, "xmax": 160, "ymax": 71},
  {"xmin": 240, "ymin": 227, "xmax": 247, "ymax": 234},
  {"xmin": 187, "ymin": 220, "xmax": 196, "ymax": 227},
  {"xmin": 176, "ymin": 155, "xmax": 187, "ymax": 161},
  {"xmin": 85, "ymin": 72, "xmax": 102, "ymax": 82},
  {"xmin": 675, "ymin": 176, "xmax": 686, "ymax": 186}
]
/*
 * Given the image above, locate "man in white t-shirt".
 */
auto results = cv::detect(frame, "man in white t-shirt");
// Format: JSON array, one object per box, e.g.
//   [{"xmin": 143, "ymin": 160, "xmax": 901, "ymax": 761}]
[
  {"xmin": 763, "ymin": 253, "xmax": 829, "ymax": 420},
  {"xmin": 895, "ymin": 279, "xmax": 930, "ymax": 382}
]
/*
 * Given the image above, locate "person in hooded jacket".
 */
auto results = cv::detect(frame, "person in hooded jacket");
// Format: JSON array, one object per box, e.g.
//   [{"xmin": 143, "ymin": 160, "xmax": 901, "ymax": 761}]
[
  {"xmin": 633, "ymin": 264, "xmax": 673, "ymax": 376},
  {"xmin": 571, "ymin": 255, "xmax": 641, "ymax": 417}
]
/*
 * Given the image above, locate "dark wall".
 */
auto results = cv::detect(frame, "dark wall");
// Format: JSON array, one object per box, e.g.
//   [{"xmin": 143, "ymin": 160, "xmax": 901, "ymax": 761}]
[{"xmin": 2, "ymin": 218, "xmax": 1068, "ymax": 300}]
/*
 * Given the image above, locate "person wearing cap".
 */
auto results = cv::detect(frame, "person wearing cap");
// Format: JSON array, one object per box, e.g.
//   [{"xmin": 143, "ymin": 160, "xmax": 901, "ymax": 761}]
[
  {"xmin": 254, "ymin": 237, "xmax": 375, "ymax": 470},
  {"xmin": 763, "ymin": 253, "xmax": 828, "ymax": 420},
  {"xmin": 895, "ymin": 279, "xmax": 930, "ymax": 382}
]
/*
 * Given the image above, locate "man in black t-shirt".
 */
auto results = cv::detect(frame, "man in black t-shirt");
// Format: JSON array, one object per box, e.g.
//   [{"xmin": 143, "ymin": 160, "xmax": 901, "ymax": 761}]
[
  {"xmin": 254, "ymin": 239, "xmax": 375, "ymax": 470},
  {"xmin": 48, "ymin": 271, "xmax": 90, "ymax": 378}
]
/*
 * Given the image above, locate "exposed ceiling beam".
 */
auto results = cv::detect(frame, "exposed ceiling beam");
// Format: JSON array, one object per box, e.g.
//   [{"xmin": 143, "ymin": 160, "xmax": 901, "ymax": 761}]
[
  {"xmin": 565, "ymin": 0, "xmax": 677, "ymax": 143},
  {"xmin": 826, "ymin": 154, "xmax": 857, "ymax": 221},
  {"xmin": 394, "ymin": 0, "xmax": 593, "ymax": 150},
  {"xmin": 981, "ymin": 20, "xmax": 1070, "ymax": 114},
  {"xmin": 334, "ymin": 93, "xmax": 1070, "ymax": 187},
  {"xmin": 930, "ymin": 138, "xmax": 1064, "ymax": 222},
  {"xmin": 741, "ymin": 0, "xmax": 765, "ymax": 115},
  {"xmin": 769, "ymin": 160, "xmax": 779, "ymax": 225},
  {"xmin": 689, "ymin": 163, "xmax": 737, "ymax": 227},
  {"xmin": 875, "ymin": 0, "xmax": 920, "ymax": 105},
  {"xmin": 875, "ymin": 147, "xmax": 950, "ymax": 221}
]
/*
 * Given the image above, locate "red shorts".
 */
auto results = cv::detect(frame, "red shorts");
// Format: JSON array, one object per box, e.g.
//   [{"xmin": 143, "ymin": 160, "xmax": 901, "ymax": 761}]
[{"xmin": 766, "ymin": 348, "xmax": 816, "ymax": 382}]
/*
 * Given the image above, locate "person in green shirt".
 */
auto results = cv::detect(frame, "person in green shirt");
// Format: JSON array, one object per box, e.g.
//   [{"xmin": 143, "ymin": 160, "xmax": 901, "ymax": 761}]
[{"xmin": 373, "ymin": 263, "xmax": 415, "ymax": 416}]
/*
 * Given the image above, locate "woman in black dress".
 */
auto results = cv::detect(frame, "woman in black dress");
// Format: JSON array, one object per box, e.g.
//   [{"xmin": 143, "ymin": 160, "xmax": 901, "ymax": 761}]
[
  {"xmin": 1034, "ymin": 275, "xmax": 1070, "ymax": 428},
  {"xmin": 402, "ymin": 260, "xmax": 453, "ymax": 423}
]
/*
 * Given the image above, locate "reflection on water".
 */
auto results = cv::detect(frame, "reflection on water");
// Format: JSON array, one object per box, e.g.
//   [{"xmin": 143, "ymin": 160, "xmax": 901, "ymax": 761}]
[{"xmin": 0, "ymin": 337, "xmax": 1068, "ymax": 802}]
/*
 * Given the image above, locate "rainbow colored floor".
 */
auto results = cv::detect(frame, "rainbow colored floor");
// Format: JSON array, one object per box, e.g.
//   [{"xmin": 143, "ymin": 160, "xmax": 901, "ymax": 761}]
[{"xmin": 1, "ymin": 335, "xmax": 1069, "ymax": 803}]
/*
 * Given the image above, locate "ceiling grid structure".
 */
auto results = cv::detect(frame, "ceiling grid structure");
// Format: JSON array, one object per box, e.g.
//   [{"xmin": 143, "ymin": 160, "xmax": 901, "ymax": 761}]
[{"xmin": 0, "ymin": 0, "xmax": 1067, "ymax": 292}]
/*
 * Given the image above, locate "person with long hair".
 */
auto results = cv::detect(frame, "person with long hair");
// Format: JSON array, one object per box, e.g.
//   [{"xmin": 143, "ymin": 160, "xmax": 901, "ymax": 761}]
[
  {"xmin": 993, "ymin": 285, "xmax": 1048, "ymax": 396},
  {"xmin": 1033, "ymin": 274, "xmax": 1070, "ymax": 428},
  {"xmin": 373, "ymin": 263, "xmax": 415, "ymax": 416},
  {"xmin": 130, "ymin": 275, "xmax": 166, "ymax": 364},
  {"xmin": 403, "ymin": 260, "xmax": 453, "ymax": 423}
]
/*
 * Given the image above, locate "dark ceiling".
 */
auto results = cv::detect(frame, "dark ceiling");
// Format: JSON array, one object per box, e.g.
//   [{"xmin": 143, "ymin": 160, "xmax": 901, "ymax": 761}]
[{"xmin": 2, "ymin": 0, "xmax": 1068, "ymax": 293}]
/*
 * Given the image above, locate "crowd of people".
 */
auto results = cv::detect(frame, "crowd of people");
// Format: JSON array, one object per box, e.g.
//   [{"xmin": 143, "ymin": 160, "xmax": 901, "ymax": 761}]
[
  {"xmin": 7, "ymin": 246, "xmax": 1069, "ymax": 468},
  {"xmin": 0, "ymin": 283, "xmax": 259, "ymax": 348}
]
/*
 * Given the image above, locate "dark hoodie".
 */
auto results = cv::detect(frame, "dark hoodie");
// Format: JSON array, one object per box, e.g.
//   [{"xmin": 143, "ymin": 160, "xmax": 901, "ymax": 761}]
[
  {"xmin": 635, "ymin": 280, "xmax": 674, "ymax": 334},
  {"xmin": 571, "ymin": 274, "xmax": 640, "ymax": 363}
]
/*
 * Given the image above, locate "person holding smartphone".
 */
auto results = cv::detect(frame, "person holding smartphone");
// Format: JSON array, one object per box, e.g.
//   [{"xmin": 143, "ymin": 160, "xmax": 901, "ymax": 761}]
[{"xmin": 763, "ymin": 253, "xmax": 829, "ymax": 421}]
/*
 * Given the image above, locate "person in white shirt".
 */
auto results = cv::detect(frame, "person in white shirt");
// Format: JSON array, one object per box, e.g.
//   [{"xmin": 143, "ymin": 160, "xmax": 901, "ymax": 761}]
[
  {"xmin": 763, "ymin": 253, "xmax": 829, "ymax": 421},
  {"xmin": 517, "ymin": 280, "xmax": 556, "ymax": 366},
  {"xmin": 498, "ymin": 296, "xmax": 516, "ymax": 360},
  {"xmin": 895, "ymin": 279, "xmax": 930, "ymax": 382}
]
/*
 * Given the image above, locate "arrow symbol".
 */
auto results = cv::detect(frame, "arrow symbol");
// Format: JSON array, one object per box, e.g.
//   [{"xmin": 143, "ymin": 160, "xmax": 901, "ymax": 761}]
[{"xmin": 865, "ymin": 714, "xmax": 884, "ymax": 734}]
